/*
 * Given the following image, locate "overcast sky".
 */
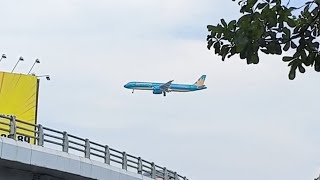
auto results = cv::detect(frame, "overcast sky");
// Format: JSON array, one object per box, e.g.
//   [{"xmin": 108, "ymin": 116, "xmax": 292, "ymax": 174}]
[{"xmin": 0, "ymin": 0, "xmax": 319, "ymax": 180}]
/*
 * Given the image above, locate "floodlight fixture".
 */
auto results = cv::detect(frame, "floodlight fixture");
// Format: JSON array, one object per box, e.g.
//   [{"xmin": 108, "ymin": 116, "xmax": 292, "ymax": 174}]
[
  {"xmin": 37, "ymin": 75, "xmax": 50, "ymax": 81},
  {"xmin": 11, "ymin": 56, "xmax": 24, "ymax": 73},
  {"xmin": 28, "ymin": 58, "xmax": 40, "ymax": 74},
  {"xmin": 0, "ymin": 54, "xmax": 6, "ymax": 63}
]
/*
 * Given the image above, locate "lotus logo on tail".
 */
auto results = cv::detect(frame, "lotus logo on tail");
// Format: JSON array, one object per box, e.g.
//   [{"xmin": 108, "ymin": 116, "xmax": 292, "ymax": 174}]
[{"xmin": 194, "ymin": 75, "xmax": 206, "ymax": 87}]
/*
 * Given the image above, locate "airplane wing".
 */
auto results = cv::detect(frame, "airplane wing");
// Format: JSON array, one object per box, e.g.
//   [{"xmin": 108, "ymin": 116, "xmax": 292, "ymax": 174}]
[{"xmin": 160, "ymin": 80, "xmax": 173, "ymax": 92}]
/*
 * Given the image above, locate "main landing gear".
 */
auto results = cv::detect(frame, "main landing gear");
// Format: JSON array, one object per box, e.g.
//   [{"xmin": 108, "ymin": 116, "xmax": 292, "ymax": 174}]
[
  {"xmin": 132, "ymin": 90, "xmax": 134, "ymax": 94},
  {"xmin": 163, "ymin": 92, "xmax": 166, "ymax": 97}
]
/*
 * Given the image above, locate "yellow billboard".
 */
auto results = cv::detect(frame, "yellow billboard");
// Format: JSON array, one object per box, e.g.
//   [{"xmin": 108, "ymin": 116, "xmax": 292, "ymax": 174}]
[{"xmin": 0, "ymin": 71, "xmax": 39, "ymax": 143}]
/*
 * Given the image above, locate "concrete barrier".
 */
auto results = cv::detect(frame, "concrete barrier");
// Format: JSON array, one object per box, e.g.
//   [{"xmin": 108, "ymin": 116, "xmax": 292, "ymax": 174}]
[{"xmin": 0, "ymin": 137, "xmax": 154, "ymax": 180}]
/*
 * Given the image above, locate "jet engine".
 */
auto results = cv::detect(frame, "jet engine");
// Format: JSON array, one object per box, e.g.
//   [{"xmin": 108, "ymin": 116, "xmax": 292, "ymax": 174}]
[{"xmin": 152, "ymin": 87, "xmax": 162, "ymax": 94}]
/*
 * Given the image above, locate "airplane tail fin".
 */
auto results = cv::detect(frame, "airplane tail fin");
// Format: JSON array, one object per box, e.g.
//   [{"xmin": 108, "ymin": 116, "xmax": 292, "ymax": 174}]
[{"xmin": 194, "ymin": 75, "xmax": 206, "ymax": 87}]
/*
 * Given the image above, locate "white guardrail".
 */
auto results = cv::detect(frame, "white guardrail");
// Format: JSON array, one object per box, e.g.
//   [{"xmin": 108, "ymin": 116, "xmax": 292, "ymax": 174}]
[{"xmin": 0, "ymin": 114, "xmax": 187, "ymax": 180}]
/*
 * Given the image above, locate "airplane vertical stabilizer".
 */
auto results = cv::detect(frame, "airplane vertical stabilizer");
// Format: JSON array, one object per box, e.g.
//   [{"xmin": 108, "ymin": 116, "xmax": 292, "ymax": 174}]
[{"xmin": 194, "ymin": 75, "xmax": 206, "ymax": 87}]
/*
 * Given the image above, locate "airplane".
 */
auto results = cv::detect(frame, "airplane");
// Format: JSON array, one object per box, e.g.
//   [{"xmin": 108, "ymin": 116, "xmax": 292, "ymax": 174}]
[{"xmin": 124, "ymin": 75, "xmax": 207, "ymax": 96}]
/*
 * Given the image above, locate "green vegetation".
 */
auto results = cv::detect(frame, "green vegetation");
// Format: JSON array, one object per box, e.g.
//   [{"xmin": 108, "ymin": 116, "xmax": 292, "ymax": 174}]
[{"xmin": 207, "ymin": 0, "xmax": 320, "ymax": 79}]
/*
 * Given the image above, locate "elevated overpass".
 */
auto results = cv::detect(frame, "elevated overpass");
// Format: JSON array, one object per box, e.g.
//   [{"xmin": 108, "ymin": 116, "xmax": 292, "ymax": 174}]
[{"xmin": 0, "ymin": 115, "xmax": 187, "ymax": 180}]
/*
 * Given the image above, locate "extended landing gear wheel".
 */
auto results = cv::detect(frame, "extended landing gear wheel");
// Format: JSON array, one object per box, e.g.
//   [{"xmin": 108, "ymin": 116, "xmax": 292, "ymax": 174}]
[
  {"xmin": 132, "ymin": 90, "xmax": 134, "ymax": 94},
  {"xmin": 163, "ymin": 92, "xmax": 166, "ymax": 97}
]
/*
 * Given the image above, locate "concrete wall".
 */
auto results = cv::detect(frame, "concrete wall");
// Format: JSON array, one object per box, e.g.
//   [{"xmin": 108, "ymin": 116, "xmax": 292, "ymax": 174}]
[
  {"xmin": 0, "ymin": 166, "xmax": 66, "ymax": 180},
  {"xmin": 0, "ymin": 137, "xmax": 153, "ymax": 180},
  {"xmin": 0, "ymin": 166, "xmax": 34, "ymax": 180}
]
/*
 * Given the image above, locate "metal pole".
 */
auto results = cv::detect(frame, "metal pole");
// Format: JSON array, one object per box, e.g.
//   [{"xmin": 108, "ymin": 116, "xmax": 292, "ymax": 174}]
[
  {"xmin": 9, "ymin": 115, "xmax": 16, "ymax": 139},
  {"xmin": 163, "ymin": 167, "xmax": 169, "ymax": 180},
  {"xmin": 122, "ymin": 152, "xmax": 127, "ymax": 170},
  {"xmin": 137, "ymin": 157, "xmax": 142, "ymax": 174},
  {"xmin": 62, "ymin": 131, "xmax": 69, "ymax": 152},
  {"xmin": 104, "ymin": 145, "xmax": 110, "ymax": 165},
  {"xmin": 151, "ymin": 162, "xmax": 156, "ymax": 178},
  {"xmin": 28, "ymin": 59, "xmax": 40, "ymax": 74},
  {"xmin": 37, "ymin": 124, "xmax": 44, "ymax": 146},
  {"xmin": 28, "ymin": 61, "xmax": 36, "ymax": 74},
  {"xmin": 174, "ymin": 172, "xmax": 178, "ymax": 180},
  {"xmin": 85, "ymin": 139, "xmax": 90, "ymax": 158},
  {"xmin": 11, "ymin": 60, "xmax": 20, "ymax": 73}
]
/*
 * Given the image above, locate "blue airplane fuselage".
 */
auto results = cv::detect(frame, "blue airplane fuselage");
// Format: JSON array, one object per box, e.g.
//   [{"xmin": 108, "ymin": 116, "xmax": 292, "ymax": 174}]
[
  {"xmin": 124, "ymin": 82, "xmax": 207, "ymax": 92},
  {"xmin": 124, "ymin": 75, "xmax": 207, "ymax": 96}
]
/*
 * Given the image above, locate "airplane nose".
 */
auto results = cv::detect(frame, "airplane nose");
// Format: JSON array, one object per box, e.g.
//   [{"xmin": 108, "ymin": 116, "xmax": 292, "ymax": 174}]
[{"xmin": 124, "ymin": 84, "xmax": 129, "ymax": 88}]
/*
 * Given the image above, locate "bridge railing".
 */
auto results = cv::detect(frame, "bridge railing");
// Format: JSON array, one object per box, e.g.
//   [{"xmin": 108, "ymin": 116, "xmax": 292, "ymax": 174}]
[{"xmin": 0, "ymin": 114, "xmax": 187, "ymax": 180}]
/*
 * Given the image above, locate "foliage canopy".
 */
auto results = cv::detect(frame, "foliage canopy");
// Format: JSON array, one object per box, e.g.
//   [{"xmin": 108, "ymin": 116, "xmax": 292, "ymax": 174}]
[{"xmin": 207, "ymin": 0, "xmax": 320, "ymax": 79}]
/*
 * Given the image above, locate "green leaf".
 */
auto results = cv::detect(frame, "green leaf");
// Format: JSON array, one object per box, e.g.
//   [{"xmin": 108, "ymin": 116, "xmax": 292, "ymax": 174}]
[
  {"xmin": 234, "ymin": 35, "xmax": 248, "ymax": 52},
  {"xmin": 291, "ymin": 41, "xmax": 297, "ymax": 48},
  {"xmin": 315, "ymin": 55, "xmax": 320, "ymax": 72},
  {"xmin": 293, "ymin": 27, "xmax": 300, "ymax": 34},
  {"xmin": 288, "ymin": 60, "xmax": 295, "ymax": 67},
  {"xmin": 214, "ymin": 42, "xmax": 221, "ymax": 54},
  {"xmin": 228, "ymin": 47, "xmax": 236, "ymax": 58},
  {"xmin": 247, "ymin": 0, "xmax": 258, "ymax": 8},
  {"xmin": 300, "ymin": 49, "xmax": 307, "ymax": 60},
  {"xmin": 288, "ymin": 64, "xmax": 297, "ymax": 80},
  {"xmin": 260, "ymin": 49, "xmax": 269, "ymax": 54},
  {"xmin": 228, "ymin": 20, "xmax": 236, "ymax": 30},
  {"xmin": 240, "ymin": 5, "xmax": 252, "ymax": 13},
  {"xmin": 220, "ymin": 45, "xmax": 230, "ymax": 61},
  {"xmin": 282, "ymin": 56, "xmax": 293, "ymax": 62},
  {"xmin": 267, "ymin": 31, "xmax": 276, "ymax": 40},
  {"xmin": 312, "ymin": 6, "xmax": 319, "ymax": 15},
  {"xmin": 288, "ymin": 69, "xmax": 296, "ymax": 80},
  {"xmin": 283, "ymin": 42, "xmax": 290, "ymax": 51},
  {"xmin": 286, "ymin": 18, "xmax": 296, "ymax": 27},
  {"xmin": 274, "ymin": 43, "xmax": 282, "ymax": 55},
  {"xmin": 313, "ymin": 42, "xmax": 319, "ymax": 49},
  {"xmin": 251, "ymin": 53, "xmax": 259, "ymax": 64},
  {"xmin": 206, "ymin": 35, "xmax": 211, "ymax": 41},
  {"xmin": 298, "ymin": 64, "xmax": 306, "ymax": 73},
  {"xmin": 282, "ymin": 27, "xmax": 291, "ymax": 40},
  {"xmin": 293, "ymin": 51, "xmax": 300, "ymax": 58},
  {"xmin": 312, "ymin": 29, "xmax": 317, "ymax": 36},
  {"xmin": 256, "ymin": 3, "xmax": 267, "ymax": 10},
  {"xmin": 221, "ymin": 19, "xmax": 227, "ymax": 27},
  {"xmin": 240, "ymin": 51, "xmax": 246, "ymax": 59},
  {"xmin": 210, "ymin": 30, "xmax": 216, "ymax": 37},
  {"xmin": 207, "ymin": 25, "xmax": 215, "ymax": 31},
  {"xmin": 217, "ymin": 32, "xmax": 222, "ymax": 38},
  {"xmin": 279, "ymin": 21, "xmax": 284, "ymax": 29},
  {"xmin": 304, "ymin": 52, "xmax": 316, "ymax": 66},
  {"xmin": 207, "ymin": 40, "xmax": 214, "ymax": 50}
]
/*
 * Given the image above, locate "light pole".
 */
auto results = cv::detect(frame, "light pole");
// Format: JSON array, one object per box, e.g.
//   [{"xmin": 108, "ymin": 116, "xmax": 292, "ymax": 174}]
[
  {"xmin": 11, "ymin": 56, "xmax": 24, "ymax": 73},
  {"xmin": 28, "ymin": 59, "xmax": 40, "ymax": 74}
]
